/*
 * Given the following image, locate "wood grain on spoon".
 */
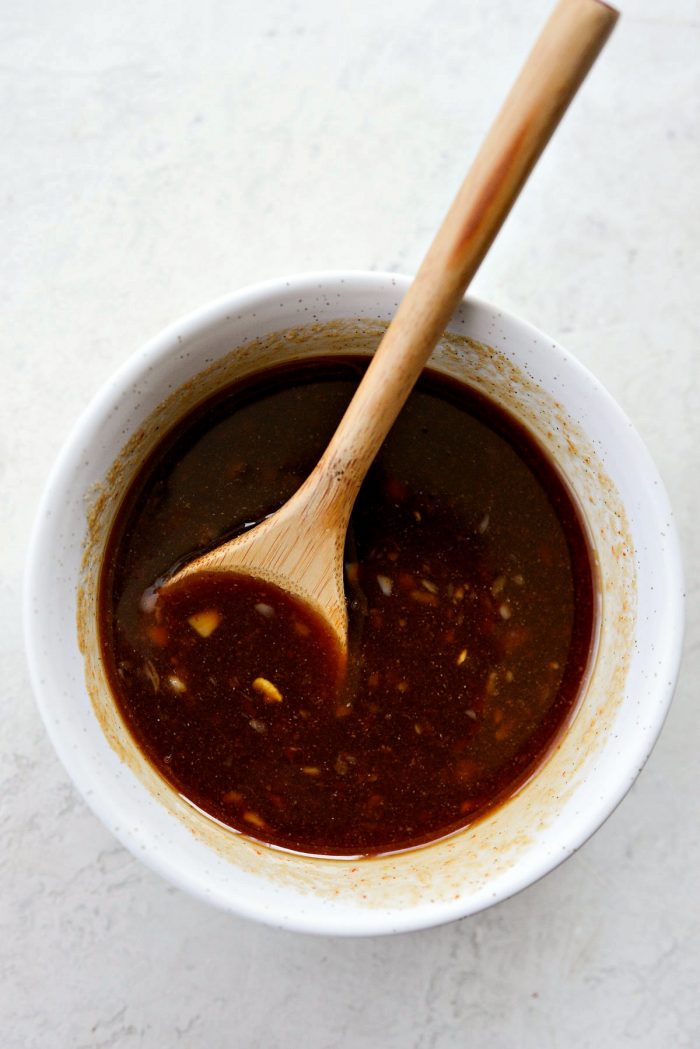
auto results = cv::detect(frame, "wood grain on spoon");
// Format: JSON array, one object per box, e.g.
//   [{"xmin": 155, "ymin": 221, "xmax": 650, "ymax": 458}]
[{"xmin": 163, "ymin": 0, "xmax": 619, "ymax": 650}]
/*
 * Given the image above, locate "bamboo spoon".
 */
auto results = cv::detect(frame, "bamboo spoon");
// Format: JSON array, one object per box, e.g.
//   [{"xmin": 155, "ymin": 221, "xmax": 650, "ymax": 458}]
[{"xmin": 163, "ymin": 0, "xmax": 618, "ymax": 652}]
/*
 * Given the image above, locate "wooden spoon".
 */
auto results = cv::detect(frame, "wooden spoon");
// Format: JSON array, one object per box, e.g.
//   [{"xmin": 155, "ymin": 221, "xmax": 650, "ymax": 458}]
[{"xmin": 163, "ymin": 0, "xmax": 618, "ymax": 651}]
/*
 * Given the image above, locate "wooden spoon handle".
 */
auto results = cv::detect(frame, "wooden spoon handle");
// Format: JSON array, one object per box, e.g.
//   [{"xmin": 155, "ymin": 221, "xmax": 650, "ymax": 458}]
[{"xmin": 313, "ymin": 0, "xmax": 618, "ymax": 514}]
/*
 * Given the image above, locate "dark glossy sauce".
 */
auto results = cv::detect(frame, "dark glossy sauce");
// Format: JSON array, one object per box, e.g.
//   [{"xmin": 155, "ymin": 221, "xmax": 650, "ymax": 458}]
[{"xmin": 100, "ymin": 357, "xmax": 595, "ymax": 855}]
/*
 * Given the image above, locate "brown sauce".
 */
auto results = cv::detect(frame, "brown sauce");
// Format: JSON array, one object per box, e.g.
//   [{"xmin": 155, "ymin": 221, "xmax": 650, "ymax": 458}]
[{"xmin": 99, "ymin": 357, "xmax": 596, "ymax": 855}]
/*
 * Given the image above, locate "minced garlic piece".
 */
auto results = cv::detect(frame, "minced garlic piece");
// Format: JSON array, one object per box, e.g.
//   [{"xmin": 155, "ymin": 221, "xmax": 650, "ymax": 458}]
[
  {"xmin": 188, "ymin": 609, "xmax": 222, "ymax": 637},
  {"xmin": 410, "ymin": 589, "xmax": 438, "ymax": 606},
  {"xmin": 243, "ymin": 810, "xmax": 267, "ymax": 828},
  {"xmin": 491, "ymin": 574, "xmax": 506, "ymax": 597},
  {"xmin": 377, "ymin": 574, "xmax": 393, "ymax": 596},
  {"xmin": 252, "ymin": 676, "xmax": 283, "ymax": 703}
]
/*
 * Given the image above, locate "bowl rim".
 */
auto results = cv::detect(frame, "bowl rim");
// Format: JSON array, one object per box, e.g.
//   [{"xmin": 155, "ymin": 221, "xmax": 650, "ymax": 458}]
[{"xmin": 23, "ymin": 270, "xmax": 685, "ymax": 935}]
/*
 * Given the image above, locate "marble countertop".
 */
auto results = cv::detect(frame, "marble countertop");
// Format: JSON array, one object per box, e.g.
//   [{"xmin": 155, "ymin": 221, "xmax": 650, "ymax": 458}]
[{"xmin": 2, "ymin": 0, "xmax": 698, "ymax": 1045}]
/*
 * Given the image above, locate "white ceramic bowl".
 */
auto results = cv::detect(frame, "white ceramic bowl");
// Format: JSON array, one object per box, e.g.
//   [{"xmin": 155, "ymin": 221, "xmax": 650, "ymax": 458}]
[{"xmin": 24, "ymin": 272, "xmax": 683, "ymax": 935}]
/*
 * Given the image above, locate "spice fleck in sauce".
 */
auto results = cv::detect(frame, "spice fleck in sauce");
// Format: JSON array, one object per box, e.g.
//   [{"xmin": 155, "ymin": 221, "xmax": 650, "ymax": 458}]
[{"xmin": 100, "ymin": 358, "xmax": 595, "ymax": 855}]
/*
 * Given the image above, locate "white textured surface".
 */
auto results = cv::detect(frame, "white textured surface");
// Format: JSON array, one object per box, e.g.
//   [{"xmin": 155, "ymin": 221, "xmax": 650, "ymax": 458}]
[{"xmin": 2, "ymin": 0, "xmax": 698, "ymax": 1045}]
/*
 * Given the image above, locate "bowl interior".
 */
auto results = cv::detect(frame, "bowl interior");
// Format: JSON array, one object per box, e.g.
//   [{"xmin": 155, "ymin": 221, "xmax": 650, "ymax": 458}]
[{"xmin": 25, "ymin": 273, "xmax": 683, "ymax": 934}]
